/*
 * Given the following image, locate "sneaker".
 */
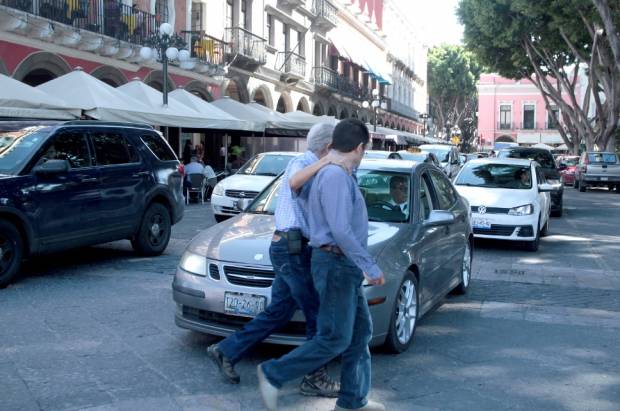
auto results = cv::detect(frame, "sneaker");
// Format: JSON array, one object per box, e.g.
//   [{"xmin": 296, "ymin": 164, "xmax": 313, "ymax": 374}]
[
  {"xmin": 334, "ymin": 400, "xmax": 386, "ymax": 411},
  {"xmin": 300, "ymin": 366, "xmax": 340, "ymax": 398},
  {"xmin": 207, "ymin": 344, "xmax": 240, "ymax": 384},
  {"xmin": 257, "ymin": 363, "xmax": 279, "ymax": 411}
]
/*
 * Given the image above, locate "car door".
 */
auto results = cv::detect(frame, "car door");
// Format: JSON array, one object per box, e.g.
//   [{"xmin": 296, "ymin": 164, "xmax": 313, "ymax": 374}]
[
  {"xmin": 90, "ymin": 128, "xmax": 150, "ymax": 238},
  {"xmin": 535, "ymin": 165, "xmax": 550, "ymax": 224},
  {"xmin": 427, "ymin": 169, "xmax": 467, "ymax": 291},
  {"xmin": 32, "ymin": 129, "xmax": 102, "ymax": 250}
]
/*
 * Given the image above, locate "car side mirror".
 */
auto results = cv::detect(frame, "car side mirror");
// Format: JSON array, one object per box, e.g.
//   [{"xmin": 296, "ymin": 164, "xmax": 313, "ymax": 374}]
[
  {"xmin": 538, "ymin": 183, "xmax": 562, "ymax": 192},
  {"xmin": 234, "ymin": 198, "xmax": 253, "ymax": 212},
  {"xmin": 34, "ymin": 159, "xmax": 69, "ymax": 175},
  {"xmin": 424, "ymin": 210, "xmax": 455, "ymax": 227}
]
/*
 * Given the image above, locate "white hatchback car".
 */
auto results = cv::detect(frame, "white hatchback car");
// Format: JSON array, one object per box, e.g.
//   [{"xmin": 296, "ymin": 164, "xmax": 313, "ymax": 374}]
[
  {"xmin": 211, "ymin": 152, "xmax": 300, "ymax": 222},
  {"xmin": 453, "ymin": 158, "xmax": 560, "ymax": 251}
]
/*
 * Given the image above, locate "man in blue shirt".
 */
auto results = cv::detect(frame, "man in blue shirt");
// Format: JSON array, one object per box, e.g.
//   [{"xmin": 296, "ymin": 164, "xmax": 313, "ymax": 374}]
[
  {"xmin": 258, "ymin": 119, "xmax": 385, "ymax": 411},
  {"xmin": 207, "ymin": 122, "xmax": 339, "ymax": 398}
]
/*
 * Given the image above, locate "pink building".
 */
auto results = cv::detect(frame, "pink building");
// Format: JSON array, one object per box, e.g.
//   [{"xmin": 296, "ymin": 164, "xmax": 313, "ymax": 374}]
[{"xmin": 477, "ymin": 73, "xmax": 573, "ymax": 149}]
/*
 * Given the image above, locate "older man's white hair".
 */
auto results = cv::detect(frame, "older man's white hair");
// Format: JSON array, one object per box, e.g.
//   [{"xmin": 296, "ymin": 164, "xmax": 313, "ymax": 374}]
[{"xmin": 306, "ymin": 122, "xmax": 335, "ymax": 154}]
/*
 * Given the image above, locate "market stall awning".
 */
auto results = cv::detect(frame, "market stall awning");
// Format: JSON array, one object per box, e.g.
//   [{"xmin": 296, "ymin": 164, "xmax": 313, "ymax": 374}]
[
  {"xmin": 0, "ymin": 74, "xmax": 80, "ymax": 120},
  {"xmin": 282, "ymin": 111, "xmax": 338, "ymax": 128}
]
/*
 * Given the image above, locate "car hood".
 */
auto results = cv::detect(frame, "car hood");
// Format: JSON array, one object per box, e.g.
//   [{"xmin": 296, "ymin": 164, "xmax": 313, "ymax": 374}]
[
  {"xmin": 218, "ymin": 174, "xmax": 276, "ymax": 192},
  {"xmin": 455, "ymin": 185, "xmax": 536, "ymax": 208},
  {"xmin": 186, "ymin": 213, "xmax": 403, "ymax": 267}
]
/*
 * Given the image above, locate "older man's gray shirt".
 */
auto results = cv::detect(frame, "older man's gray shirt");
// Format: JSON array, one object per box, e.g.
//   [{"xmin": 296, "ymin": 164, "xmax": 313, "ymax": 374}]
[{"xmin": 307, "ymin": 164, "xmax": 382, "ymax": 279}]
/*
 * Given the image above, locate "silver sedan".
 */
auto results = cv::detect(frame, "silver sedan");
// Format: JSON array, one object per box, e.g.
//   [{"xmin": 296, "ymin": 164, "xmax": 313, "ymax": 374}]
[{"xmin": 173, "ymin": 159, "xmax": 473, "ymax": 353}]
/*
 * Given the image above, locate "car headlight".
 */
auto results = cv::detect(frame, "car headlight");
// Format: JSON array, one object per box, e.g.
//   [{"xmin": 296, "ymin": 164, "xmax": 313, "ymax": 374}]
[
  {"xmin": 179, "ymin": 251, "xmax": 207, "ymax": 276},
  {"xmin": 212, "ymin": 183, "xmax": 224, "ymax": 196},
  {"xmin": 508, "ymin": 204, "xmax": 534, "ymax": 216}
]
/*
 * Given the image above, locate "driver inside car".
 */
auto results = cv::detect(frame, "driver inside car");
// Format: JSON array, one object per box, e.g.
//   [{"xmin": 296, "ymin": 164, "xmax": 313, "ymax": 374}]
[{"xmin": 388, "ymin": 175, "xmax": 409, "ymax": 217}]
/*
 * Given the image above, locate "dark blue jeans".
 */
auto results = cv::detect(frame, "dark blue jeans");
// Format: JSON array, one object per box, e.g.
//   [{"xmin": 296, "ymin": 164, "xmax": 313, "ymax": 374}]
[
  {"xmin": 218, "ymin": 235, "xmax": 319, "ymax": 365},
  {"xmin": 262, "ymin": 249, "xmax": 373, "ymax": 409}
]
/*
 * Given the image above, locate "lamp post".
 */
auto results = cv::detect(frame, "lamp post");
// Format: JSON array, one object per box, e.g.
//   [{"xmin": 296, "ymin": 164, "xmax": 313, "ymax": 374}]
[
  {"xmin": 362, "ymin": 88, "xmax": 388, "ymax": 133},
  {"xmin": 445, "ymin": 120, "xmax": 452, "ymax": 142},
  {"xmin": 140, "ymin": 23, "xmax": 189, "ymax": 106},
  {"xmin": 420, "ymin": 113, "xmax": 429, "ymax": 136}
]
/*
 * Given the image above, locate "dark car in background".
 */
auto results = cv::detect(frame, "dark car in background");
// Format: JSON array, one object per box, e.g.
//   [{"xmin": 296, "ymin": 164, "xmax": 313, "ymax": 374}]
[
  {"xmin": 498, "ymin": 147, "xmax": 564, "ymax": 217},
  {"xmin": 0, "ymin": 121, "xmax": 184, "ymax": 287}
]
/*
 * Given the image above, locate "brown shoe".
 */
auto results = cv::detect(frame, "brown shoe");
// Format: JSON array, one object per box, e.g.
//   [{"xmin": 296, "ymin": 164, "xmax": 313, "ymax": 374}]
[
  {"xmin": 207, "ymin": 344, "xmax": 240, "ymax": 384},
  {"xmin": 299, "ymin": 365, "xmax": 340, "ymax": 397}
]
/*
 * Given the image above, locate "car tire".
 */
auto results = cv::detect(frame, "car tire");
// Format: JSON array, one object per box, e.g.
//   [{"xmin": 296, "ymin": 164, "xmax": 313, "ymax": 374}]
[
  {"xmin": 0, "ymin": 220, "xmax": 23, "ymax": 288},
  {"xmin": 384, "ymin": 271, "xmax": 419, "ymax": 354},
  {"xmin": 131, "ymin": 203, "xmax": 171, "ymax": 256},
  {"xmin": 551, "ymin": 199, "xmax": 563, "ymax": 218},
  {"xmin": 525, "ymin": 219, "xmax": 540, "ymax": 252},
  {"xmin": 579, "ymin": 179, "xmax": 586, "ymax": 192},
  {"xmin": 540, "ymin": 217, "xmax": 549, "ymax": 237},
  {"xmin": 214, "ymin": 214, "xmax": 230, "ymax": 223},
  {"xmin": 573, "ymin": 179, "xmax": 578, "ymax": 189},
  {"xmin": 453, "ymin": 240, "xmax": 472, "ymax": 295}
]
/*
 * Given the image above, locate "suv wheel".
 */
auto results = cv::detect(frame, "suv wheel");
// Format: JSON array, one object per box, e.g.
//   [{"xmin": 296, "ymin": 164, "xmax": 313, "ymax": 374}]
[
  {"xmin": 131, "ymin": 203, "xmax": 171, "ymax": 256},
  {"xmin": 0, "ymin": 221, "xmax": 23, "ymax": 288}
]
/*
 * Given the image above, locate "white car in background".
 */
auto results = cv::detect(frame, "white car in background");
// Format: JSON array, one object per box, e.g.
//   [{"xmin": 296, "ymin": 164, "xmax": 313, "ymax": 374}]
[
  {"xmin": 418, "ymin": 144, "xmax": 461, "ymax": 179},
  {"xmin": 211, "ymin": 152, "xmax": 300, "ymax": 222},
  {"xmin": 453, "ymin": 158, "xmax": 560, "ymax": 251}
]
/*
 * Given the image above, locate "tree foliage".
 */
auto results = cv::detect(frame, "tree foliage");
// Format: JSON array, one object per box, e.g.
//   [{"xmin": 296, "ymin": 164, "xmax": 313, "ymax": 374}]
[
  {"xmin": 427, "ymin": 45, "xmax": 481, "ymax": 150},
  {"xmin": 458, "ymin": 0, "xmax": 620, "ymax": 152}
]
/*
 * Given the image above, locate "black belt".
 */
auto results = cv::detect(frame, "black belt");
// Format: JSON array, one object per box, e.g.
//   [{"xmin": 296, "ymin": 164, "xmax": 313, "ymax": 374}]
[
  {"xmin": 319, "ymin": 245, "xmax": 344, "ymax": 255},
  {"xmin": 274, "ymin": 230, "xmax": 309, "ymax": 243}
]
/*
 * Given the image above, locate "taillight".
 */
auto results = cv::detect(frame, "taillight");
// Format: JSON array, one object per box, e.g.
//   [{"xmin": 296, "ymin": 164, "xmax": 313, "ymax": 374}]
[{"xmin": 177, "ymin": 163, "xmax": 185, "ymax": 175}]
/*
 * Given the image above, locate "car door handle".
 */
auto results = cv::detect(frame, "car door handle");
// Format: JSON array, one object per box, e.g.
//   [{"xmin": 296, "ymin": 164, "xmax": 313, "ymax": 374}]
[
  {"xmin": 132, "ymin": 171, "xmax": 150, "ymax": 177},
  {"xmin": 80, "ymin": 177, "xmax": 99, "ymax": 183}
]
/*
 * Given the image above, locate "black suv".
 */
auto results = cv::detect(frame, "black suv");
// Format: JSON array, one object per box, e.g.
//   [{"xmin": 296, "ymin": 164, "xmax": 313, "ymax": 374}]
[
  {"xmin": 0, "ymin": 121, "xmax": 184, "ymax": 287},
  {"xmin": 498, "ymin": 147, "xmax": 564, "ymax": 217}
]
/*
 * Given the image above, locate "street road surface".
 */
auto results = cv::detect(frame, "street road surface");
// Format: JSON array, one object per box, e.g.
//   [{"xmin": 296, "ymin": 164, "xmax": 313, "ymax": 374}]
[{"xmin": 1, "ymin": 188, "xmax": 619, "ymax": 411}]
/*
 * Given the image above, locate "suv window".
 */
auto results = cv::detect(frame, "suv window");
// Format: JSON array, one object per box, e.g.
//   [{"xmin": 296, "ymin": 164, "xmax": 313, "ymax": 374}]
[
  {"xmin": 498, "ymin": 149, "xmax": 556, "ymax": 169},
  {"xmin": 91, "ymin": 131, "xmax": 140, "ymax": 165},
  {"xmin": 0, "ymin": 126, "xmax": 52, "ymax": 174},
  {"xmin": 429, "ymin": 170, "xmax": 457, "ymax": 210},
  {"xmin": 141, "ymin": 133, "xmax": 177, "ymax": 161},
  {"xmin": 38, "ymin": 131, "xmax": 91, "ymax": 169},
  {"xmin": 587, "ymin": 152, "xmax": 618, "ymax": 164},
  {"xmin": 419, "ymin": 173, "xmax": 433, "ymax": 220}
]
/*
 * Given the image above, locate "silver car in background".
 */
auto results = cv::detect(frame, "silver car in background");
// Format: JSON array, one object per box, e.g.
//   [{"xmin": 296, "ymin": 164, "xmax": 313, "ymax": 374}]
[{"xmin": 173, "ymin": 159, "xmax": 473, "ymax": 353}]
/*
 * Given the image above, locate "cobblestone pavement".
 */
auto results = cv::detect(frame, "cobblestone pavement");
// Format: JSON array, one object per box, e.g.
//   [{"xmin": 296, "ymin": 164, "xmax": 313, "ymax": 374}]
[{"xmin": 1, "ymin": 188, "xmax": 619, "ymax": 411}]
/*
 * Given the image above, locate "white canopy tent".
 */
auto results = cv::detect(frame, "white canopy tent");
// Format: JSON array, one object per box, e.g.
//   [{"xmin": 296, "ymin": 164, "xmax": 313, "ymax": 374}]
[
  {"xmin": 282, "ymin": 110, "xmax": 338, "ymax": 127},
  {"xmin": 210, "ymin": 97, "xmax": 269, "ymax": 131},
  {"xmin": 532, "ymin": 142, "xmax": 555, "ymax": 150},
  {"xmin": 247, "ymin": 103, "xmax": 313, "ymax": 131},
  {"xmin": 0, "ymin": 74, "xmax": 80, "ymax": 120},
  {"xmin": 169, "ymin": 89, "xmax": 261, "ymax": 132}
]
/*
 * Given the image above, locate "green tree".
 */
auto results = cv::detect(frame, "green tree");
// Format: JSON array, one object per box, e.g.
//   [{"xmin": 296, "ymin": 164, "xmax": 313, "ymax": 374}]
[
  {"xmin": 427, "ymin": 45, "xmax": 481, "ymax": 150},
  {"xmin": 457, "ymin": 0, "xmax": 620, "ymax": 153}
]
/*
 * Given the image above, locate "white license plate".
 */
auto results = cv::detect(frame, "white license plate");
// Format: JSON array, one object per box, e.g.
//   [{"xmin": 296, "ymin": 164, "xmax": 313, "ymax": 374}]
[
  {"xmin": 600, "ymin": 177, "xmax": 608, "ymax": 181},
  {"xmin": 472, "ymin": 217, "xmax": 491, "ymax": 229},
  {"xmin": 224, "ymin": 292, "xmax": 266, "ymax": 317}
]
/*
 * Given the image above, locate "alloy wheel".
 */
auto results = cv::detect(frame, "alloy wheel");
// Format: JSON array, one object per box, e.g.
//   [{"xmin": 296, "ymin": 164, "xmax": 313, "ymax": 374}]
[
  {"xmin": 462, "ymin": 242, "xmax": 471, "ymax": 288},
  {"xmin": 0, "ymin": 235, "xmax": 15, "ymax": 275},
  {"xmin": 148, "ymin": 213, "xmax": 165, "ymax": 247},
  {"xmin": 395, "ymin": 279, "xmax": 417, "ymax": 345}
]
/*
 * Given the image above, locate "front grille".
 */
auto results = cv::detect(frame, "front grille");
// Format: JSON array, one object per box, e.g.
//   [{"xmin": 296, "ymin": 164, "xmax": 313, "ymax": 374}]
[
  {"xmin": 225, "ymin": 190, "xmax": 259, "ymax": 199},
  {"xmin": 209, "ymin": 263, "xmax": 220, "ymax": 280},
  {"xmin": 471, "ymin": 206, "xmax": 510, "ymax": 214},
  {"xmin": 224, "ymin": 265, "xmax": 275, "ymax": 287},
  {"xmin": 182, "ymin": 306, "xmax": 307, "ymax": 336},
  {"xmin": 474, "ymin": 224, "xmax": 517, "ymax": 236}
]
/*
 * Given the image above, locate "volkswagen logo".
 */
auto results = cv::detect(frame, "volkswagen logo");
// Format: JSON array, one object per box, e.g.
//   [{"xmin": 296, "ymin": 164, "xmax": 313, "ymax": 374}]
[
  {"xmin": 239, "ymin": 192, "xmax": 246, "ymax": 198},
  {"xmin": 478, "ymin": 206, "xmax": 487, "ymax": 214}
]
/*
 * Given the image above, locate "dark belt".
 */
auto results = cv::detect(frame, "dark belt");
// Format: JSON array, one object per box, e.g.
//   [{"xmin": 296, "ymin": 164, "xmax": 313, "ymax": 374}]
[
  {"xmin": 319, "ymin": 245, "xmax": 344, "ymax": 255},
  {"xmin": 274, "ymin": 230, "xmax": 309, "ymax": 244}
]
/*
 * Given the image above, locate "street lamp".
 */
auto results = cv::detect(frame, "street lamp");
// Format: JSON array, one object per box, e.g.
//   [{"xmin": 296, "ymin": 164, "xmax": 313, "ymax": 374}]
[
  {"xmin": 362, "ymin": 88, "xmax": 388, "ymax": 132},
  {"xmin": 420, "ymin": 113, "xmax": 429, "ymax": 136},
  {"xmin": 140, "ymin": 23, "xmax": 189, "ymax": 106}
]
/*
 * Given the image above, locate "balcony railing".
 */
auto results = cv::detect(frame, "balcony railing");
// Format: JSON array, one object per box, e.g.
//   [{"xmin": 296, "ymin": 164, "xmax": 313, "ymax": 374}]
[
  {"xmin": 276, "ymin": 51, "xmax": 306, "ymax": 78},
  {"xmin": 181, "ymin": 31, "xmax": 227, "ymax": 66},
  {"xmin": 312, "ymin": 66, "xmax": 338, "ymax": 89},
  {"xmin": 225, "ymin": 26, "xmax": 266, "ymax": 65},
  {"xmin": 1, "ymin": 0, "xmax": 158, "ymax": 45},
  {"xmin": 337, "ymin": 75, "xmax": 371, "ymax": 100},
  {"xmin": 520, "ymin": 121, "xmax": 538, "ymax": 130},
  {"xmin": 312, "ymin": 0, "xmax": 337, "ymax": 27},
  {"xmin": 498, "ymin": 122, "xmax": 513, "ymax": 130}
]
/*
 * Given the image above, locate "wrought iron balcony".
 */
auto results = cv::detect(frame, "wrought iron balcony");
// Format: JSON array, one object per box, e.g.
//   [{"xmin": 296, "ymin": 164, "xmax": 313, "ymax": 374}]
[
  {"xmin": 337, "ymin": 75, "xmax": 370, "ymax": 101},
  {"xmin": 1, "ymin": 0, "xmax": 158, "ymax": 46},
  {"xmin": 225, "ymin": 26, "xmax": 266, "ymax": 71},
  {"xmin": 312, "ymin": 66, "xmax": 338, "ymax": 89},
  {"xmin": 311, "ymin": 0, "xmax": 337, "ymax": 30},
  {"xmin": 276, "ymin": 51, "xmax": 306, "ymax": 79},
  {"xmin": 497, "ymin": 122, "xmax": 513, "ymax": 130},
  {"xmin": 181, "ymin": 31, "xmax": 227, "ymax": 66}
]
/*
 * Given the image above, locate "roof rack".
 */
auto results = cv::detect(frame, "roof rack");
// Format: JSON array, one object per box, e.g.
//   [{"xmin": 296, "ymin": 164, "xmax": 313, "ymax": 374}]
[{"xmin": 61, "ymin": 120, "xmax": 154, "ymax": 129}]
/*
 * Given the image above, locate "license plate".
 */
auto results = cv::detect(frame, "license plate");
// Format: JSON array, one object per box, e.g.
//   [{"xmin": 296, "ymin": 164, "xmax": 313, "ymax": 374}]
[
  {"xmin": 600, "ymin": 177, "xmax": 608, "ymax": 181},
  {"xmin": 224, "ymin": 292, "xmax": 266, "ymax": 317},
  {"xmin": 472, "ymin": 217, "xmax": 491, "ymax": 229}
]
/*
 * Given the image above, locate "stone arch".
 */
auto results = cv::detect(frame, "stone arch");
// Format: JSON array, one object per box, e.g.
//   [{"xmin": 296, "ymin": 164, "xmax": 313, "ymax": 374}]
[
  {"xmin": 13, "ymin": 51, "xmax": 71, "ymax": 86},
  {"xmin": 296, "ymin": 97, "xmax": 310, "ymax": 113},
  {"xmin": 276, "ymin": 92, "xmax": 293, "ymax": 113},
  {"xmin": 90, "ymin": 65, "xmax": 128, "ymax": 86},
  {"xmin": 144, "ymin": 70, "xmax": 176, "ymax": 92},
  {"xmin": 250, "ymin": 85, "xmax": 273, "ymax": 108},
  {"xmin": 390, "ymin": 121, "xmax": 396, "ymax": 129},
  {"xmin": 184, "ymin": 80, "xmax": 213, "ymax": 101},
  {"xmin": 495, "ymin": 135, "xmax": 516, "ymax": 142},
  {"xmin": 223, "ymin": 78, "xmax": 249, "ymax": 103},
  {"xmin": 327, "ymin": 105, "xmax": 337, "ymax": 117},
  {"xmin": 312, "ymin": 101, "xmax": 325, "ymax": 116},
  {"xmin": 339, "ymin": 107, "xmax": 349, "ymax": 119}
]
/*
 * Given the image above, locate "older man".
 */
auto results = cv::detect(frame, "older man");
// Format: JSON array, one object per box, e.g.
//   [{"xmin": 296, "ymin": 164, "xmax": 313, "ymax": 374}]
[{"xmin": 207, "ymin": 122, "xmax": 339, "ymax": 397}]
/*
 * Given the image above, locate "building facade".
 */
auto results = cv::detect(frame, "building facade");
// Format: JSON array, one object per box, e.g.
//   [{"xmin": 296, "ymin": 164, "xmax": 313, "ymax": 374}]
[{"xmin": 477, "ymin": 73, "xmax": 573, "ymax": 149}]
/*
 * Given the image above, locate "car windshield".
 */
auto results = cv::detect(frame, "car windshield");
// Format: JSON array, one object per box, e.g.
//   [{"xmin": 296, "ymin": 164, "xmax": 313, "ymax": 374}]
[
  {"xmin": 247, "ymin": 169, "xmax": 411, "ymax": 223},
  {"xmin": 588, "ymin": 153, "xmax": 618, "ymax": 164},
  {"xmin": 498, "ymin": 149, "xmax": 555, "ymax": 169},
  {"xmin": 0, "ymin": 126, "xmax": 52, "ymax": 174},
  {"xmin": 455, "ymin": 163, "xmax": 532, "ymax": 189},
  {"xmin": 421, "ymin": 147, "xmax": 450, "ymax": 162},
  {"xmin": 236, "ymin": 153, "xmax": 296, "ymax": 176}
]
